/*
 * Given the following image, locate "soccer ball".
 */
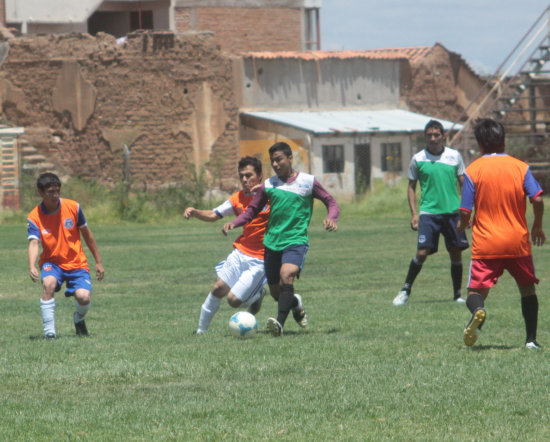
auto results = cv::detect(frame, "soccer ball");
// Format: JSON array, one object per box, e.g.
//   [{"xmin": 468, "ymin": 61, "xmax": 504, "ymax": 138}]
[{"xmin": 229, "ymin": 311, "xmax": 258, "ymax": 338}]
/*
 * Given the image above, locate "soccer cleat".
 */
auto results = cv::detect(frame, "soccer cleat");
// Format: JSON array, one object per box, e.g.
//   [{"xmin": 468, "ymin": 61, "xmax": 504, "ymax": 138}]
[
  {"xmin": 44, "ymin": 332, "xmax": 56, "ymax": 340},
  {"xmin": 267, "ymin": 317, "xmax": 283, "ymax": 337},
  {"xmin": 193, "ymin": 329, "xmax": 206, "ymax": 335},
  {"xmin": 463, "ymin": 307, "xmax": 486, "ymax": 347},
  {"xmin": 74, "ymin": 313, "xmax": 89, "ymax": 336},
  {"xmin": 525, "ymin": 341, "xmax": 542, "ymax": 349},
  {"xmin": 247, "ymin": 287, "xmax": 266, "ymax": 316},
  {"xmin": 454, "ymin": 297, "xmax": 466, "ymax": 303},
  {"xmin": 292, "ymin": 294, "xmax": 308, "ymax": 328},
  {"xmin": 393, "ymin": 289, "xmax": 410, "ymax": 306}
]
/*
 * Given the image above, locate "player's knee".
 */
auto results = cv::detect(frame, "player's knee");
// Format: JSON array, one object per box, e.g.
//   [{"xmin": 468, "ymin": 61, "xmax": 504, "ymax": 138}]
[
  {"xmin": 212, "ymin": 281, "xmax": 229, "ymax": 298},
  {"xmin": 227, "ymin": 293, "xmax": 242, "ymax": 308},
  {"xmin": 41, "ymin": 277, "xmax": 57, "ymax": 298},
  {"xmin": 75, "ymin": 290, "xmax": 91, "ymax": 305}
]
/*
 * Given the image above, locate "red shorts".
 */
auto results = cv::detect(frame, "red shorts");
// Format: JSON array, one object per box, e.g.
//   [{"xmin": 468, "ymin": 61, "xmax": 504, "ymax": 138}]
[{"xmin": 468, "ymin": 256, "xmax": 539, "ymax": 289}]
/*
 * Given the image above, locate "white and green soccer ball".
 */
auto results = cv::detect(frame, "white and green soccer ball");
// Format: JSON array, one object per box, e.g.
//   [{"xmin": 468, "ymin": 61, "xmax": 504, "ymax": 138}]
[{"xmin": 229, "ymin": 311, "xmax": 258, "ymax": 338}]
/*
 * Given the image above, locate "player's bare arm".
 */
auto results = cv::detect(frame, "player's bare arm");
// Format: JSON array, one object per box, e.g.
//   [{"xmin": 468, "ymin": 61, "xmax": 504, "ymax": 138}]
[
  {"xmin": 408, "ymin": 180, "xmax": 419, "ymax": 230},
  {"xmin": 28, "ymin": 239, "xmax": 40, "ymax": 282},
  {"xmin": 457, "ymin": 209, "xmax": 471, "ymax": 233},
  {"xmin": 184, "ymin": 207, "xmax": 220, "ymax": 222},
  {"xmin": 81, "ymin": 226, "xmax": 104, "ymax": 280},
  {"xmin": 531, "ymin": 196, "xmax": 546, "ymax": 246}
]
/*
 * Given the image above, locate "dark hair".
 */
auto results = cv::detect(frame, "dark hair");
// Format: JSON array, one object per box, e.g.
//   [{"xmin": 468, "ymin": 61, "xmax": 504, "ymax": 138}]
[
  {"xmin": 238, "ymin": 156, "xmax": 262, "ymax": 176},
  {"xmin": 474, "ymin": 118, "xmax": 505, "ymax": 153},
  {"xmin": 36, "ymin": 172, "xmax": 61, "ymax": 191},
  {"xmin": 268, "ymin": 141, "xmax": 292, "ymax": 158},
  {"xmin": 424, "ymin": 119, "xmax": 445, "ymax": 135}
]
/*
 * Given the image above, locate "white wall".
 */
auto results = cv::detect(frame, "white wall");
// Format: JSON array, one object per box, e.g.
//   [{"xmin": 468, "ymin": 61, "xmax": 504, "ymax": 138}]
[
  {"xmin": 241, "ymin": 57, "xmax": 401, "ymax": 110},
  {"xmin": 5, "ymin": 0, "xmax": 103, "ymax": 23}
]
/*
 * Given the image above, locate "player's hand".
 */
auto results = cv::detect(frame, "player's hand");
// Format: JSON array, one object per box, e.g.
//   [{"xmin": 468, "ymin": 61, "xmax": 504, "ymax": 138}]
[
  {"xmin": 531, "ymin": 227, "xmax": 546, "ymax": 247},
  {"xmin": 222, "ymin": 222, "xmax": 235, "ymax": 236},
  {"xmin": 184, "ymin": 207, "xmax": 195, "ymax": 219},
  {"xmin": 410, "ymin": 215, "xmax": 419, "ymax": 231},
  {"xmin": 96, "ymin": 263, "xmax": 105, "ymax": 281},
  {"xmin": 323, "ymin": 218, "xmax": 338, "ymax": 232},
  {"xmin": 29, "ymin": 267, "xmax": 40, "ymax": 282}
]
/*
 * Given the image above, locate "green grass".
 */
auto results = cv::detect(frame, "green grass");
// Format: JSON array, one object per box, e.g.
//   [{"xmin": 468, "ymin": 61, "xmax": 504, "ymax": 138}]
[{"xmin": 2, "ymin": 201, "xmax": 550, "ymax": 440}]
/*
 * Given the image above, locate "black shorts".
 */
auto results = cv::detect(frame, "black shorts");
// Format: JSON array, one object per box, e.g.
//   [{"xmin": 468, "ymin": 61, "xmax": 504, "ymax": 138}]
[
  {"xmin": 264, "ymin": 244, "xmax": 309, "ymax": 285},
  {"xmin": 417, "ymin": 213, "xmax": 469, "ymax": 255}
]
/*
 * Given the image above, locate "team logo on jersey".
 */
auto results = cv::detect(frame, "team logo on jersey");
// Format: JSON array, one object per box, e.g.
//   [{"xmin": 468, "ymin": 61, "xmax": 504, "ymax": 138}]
[
  {"xmin": 419, "ymin": 235, "xmax": 426, "ymax": 243},
  {"xmin": 43, "ymin": 264, "xmax": 52, "ymax": 272},
  {"xmin": 64, "ymin": 218, "xmax": 74, "ymax": 229}
]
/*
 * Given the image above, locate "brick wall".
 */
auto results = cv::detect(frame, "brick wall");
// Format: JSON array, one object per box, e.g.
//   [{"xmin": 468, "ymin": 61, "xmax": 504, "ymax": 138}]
[{"xmin": 175, "ymin": 7, "xmax": 302, "ymax": 52}]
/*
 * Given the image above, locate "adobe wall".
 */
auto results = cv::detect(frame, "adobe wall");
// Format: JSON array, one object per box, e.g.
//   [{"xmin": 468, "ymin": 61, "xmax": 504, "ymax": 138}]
[{"xmin": 0, "ymin": 31, "xmax": 241, "ymax": 190}]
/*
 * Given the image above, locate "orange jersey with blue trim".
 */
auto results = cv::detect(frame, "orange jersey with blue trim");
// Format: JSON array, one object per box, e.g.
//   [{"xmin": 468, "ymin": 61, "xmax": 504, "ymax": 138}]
[
  {"xmin": 460, "ymin": 154, "xmax": 543, "ymax": 259},
  {"xmin": 214, "ymin": 191, "xmax": 269, "ymax": 259},
  {"xmin": 27, "ymin": 198, "xmax": 89, "ymax": 271}
]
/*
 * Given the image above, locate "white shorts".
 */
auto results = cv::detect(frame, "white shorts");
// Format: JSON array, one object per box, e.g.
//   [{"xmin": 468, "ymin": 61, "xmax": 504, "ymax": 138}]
[{"xmin": 216, "ymin": 249, "xmax": 266, "ymax": 304}]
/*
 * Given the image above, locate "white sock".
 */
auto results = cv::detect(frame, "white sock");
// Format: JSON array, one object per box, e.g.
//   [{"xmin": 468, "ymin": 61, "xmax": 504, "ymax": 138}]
[
  {"xmin": 75, "ymin": 300, "xmax": 90, "ymax": 323},
  {"xmin": 197, "ymin": 293, "xmax": 221, "ymax": 332},
  {"xmin": 40, "ymin": 298, "xmax": 56, "ymax": 336}
]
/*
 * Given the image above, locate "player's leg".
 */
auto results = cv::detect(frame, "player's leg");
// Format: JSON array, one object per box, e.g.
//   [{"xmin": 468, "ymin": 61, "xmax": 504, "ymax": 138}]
[
  {"xmin": 394, "ymin": 214, "xmax": 437, "ymax": 306},
  {"xmin": 463, "ymin": 259, "xmax": 500, "ymax": 346},
  {"xmin": 443, "ymin": 213, "xmax": 469, "ymax": 302},
  {"xmin": 65, "ymin": 269, "xmax": 93, "ymax": 336},
  {"xmin": 226, "ymin": 253, "xmax": 266, "ymax": 314},
  {"xmin": 196, "ymin": 253, "xmax": 240, "ymax": 334},
  {"xmin": 39, "ymin": 263, "xmax": 63, "ymax": 339},
  {"xmin": 519, "ymin": 284, "xmax": 539, "ymax": 348},
  {"xmin": 507, "ymin": 256, "xmax": 541, "ymax": 348},
  {"xmin": 267, "ymin": 244, "xmax": 309, "ymax": 336},
  {"xmin": 449, "ymin": 247, "xmax": 465, "ymax": 302},
  {"xmin": 196, "ymin": 278, "xmax": 230, "ymax": 334}
]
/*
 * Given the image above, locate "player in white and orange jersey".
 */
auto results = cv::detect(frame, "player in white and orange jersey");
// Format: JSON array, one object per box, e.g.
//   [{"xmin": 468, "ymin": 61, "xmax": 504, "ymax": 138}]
[{"xmin": 184, "ymin": 156, "xmax": 269, "ymax": 334}]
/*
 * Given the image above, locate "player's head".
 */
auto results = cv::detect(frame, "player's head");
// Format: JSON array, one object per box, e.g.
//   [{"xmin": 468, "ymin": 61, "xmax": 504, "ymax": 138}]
[
  {"xmin": 424, "ymin": 120, "xmax": 445, "ymax": 136},
  {"xmin": 238, "ymin": 156, "xmax": 262, "ymax": 193},
  {"xmin": 36, "ymin": 172, "xmax": 61, "ymax": 207},
  {"xmin": 424, "ymin": 120, "xmax": 445, "ymax": 152},
  {"xmin": 474, "ymin": 118, "xmax": 505, "ymax": 153},
  {"xmin": 268, "ymin": 142, "xmax": 293, "ymax": 178},
  {"xmin": 36, "ymin": 172, "xmax": 61, "ymax": 191}
]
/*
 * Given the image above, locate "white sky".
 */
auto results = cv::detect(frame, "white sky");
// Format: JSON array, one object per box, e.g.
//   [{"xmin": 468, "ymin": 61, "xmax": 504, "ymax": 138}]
[{"xmin": 321, "ymin": 0, "xmax": 550, "ymax": 74}]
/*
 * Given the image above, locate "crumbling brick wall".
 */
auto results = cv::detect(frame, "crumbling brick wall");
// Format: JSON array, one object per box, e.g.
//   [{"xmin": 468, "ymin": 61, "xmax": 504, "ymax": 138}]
[{"xmin": 0, "ymin": 31, "xmax": 241, "ymax": 190}]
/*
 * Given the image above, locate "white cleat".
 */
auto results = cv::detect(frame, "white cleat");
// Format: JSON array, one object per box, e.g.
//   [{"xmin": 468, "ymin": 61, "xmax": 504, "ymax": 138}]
[{"xmin": 393, "ymin": 290, "xmax": 410, "ymax": 306}]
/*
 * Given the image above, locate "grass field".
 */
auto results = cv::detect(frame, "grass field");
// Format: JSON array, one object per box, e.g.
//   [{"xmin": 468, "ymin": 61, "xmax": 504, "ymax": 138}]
[{"xmin": 1, "ymin": 201, "xmax": 550, "ymax": 440}]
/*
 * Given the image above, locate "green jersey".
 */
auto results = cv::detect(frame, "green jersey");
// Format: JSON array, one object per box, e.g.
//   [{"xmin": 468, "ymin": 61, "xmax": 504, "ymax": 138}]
[{"xmin": 408, "ymin": 147, "xmax": 465, "ymax": 214}]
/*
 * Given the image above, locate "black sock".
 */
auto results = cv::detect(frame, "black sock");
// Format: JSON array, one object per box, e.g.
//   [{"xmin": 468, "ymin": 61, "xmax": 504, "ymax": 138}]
[
  {"xmin": 521, "ymin": 294, "xmax": 538, "ymax": 343},
  {"xmin": 276, "ymin": 283, "xmax": 294, "ymax": 327},
  {"xmin": 466, "ymin": 293, "xmax": 484, "ymax": 314},
  {"xmin": 451, "ymin": 261, "xmax": 463, "ymax": 298},
  {"xmin": 404, "ymin": 258, "xmax": 423, "ymax": 290}
]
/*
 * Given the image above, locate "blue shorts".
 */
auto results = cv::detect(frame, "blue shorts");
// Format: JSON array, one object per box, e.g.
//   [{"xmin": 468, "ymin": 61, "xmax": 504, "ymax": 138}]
[
  {"xmin": 264, "ymin": 244, "xmax": 309, "ymax": 285},
  {"xmin": 41, "ymin": 262, "xmax": 92, "ymax": 297},
  {"xmin": 417, "ymin": 213, "xmax": 469, "ymax": 255}
]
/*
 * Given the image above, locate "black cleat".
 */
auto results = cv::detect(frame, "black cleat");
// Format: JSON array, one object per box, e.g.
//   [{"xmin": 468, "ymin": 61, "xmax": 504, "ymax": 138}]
[
  {"xmin": 74, "ymin": 317, "xmax": 89, "ymax": 336},
  {"xmin": 525, "ymin": 341, "xmax": 542, "ymax": 349},
  {"xmin": 44, "ymin": 332, "xmax": 56, "ymax": 340}
]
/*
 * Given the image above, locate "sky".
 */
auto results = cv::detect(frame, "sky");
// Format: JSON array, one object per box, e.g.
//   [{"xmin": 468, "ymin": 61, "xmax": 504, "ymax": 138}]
[{"xmin": 321, "ymin": 0, "xmax": 550, "ymax": 74}]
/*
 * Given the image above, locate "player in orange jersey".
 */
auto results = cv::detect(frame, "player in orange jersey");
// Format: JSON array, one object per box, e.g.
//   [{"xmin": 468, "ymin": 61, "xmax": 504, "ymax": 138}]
[
  {"xmin": 184, "ymin": 156, "xmax": 269, "ymax": 334},
  {"xmin": 27, "ymin": 173, "xmax": 104, "ymax": 339},
  {"xmin": 458, "ymin": 119, "xmax": 545, "ymax": 349}
]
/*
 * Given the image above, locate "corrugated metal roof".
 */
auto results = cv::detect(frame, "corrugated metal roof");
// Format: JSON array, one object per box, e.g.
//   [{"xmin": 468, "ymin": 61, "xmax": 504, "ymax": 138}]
[{"xmin": 242, "ymin": 109, "xmax": 463, "ymax": 135}]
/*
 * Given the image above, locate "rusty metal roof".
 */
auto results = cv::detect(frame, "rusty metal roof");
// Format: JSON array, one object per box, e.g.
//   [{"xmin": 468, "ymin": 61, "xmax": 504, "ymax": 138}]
[{"xmin": 242, "ymin": 109, "xmax": 463, "ymax": 135}]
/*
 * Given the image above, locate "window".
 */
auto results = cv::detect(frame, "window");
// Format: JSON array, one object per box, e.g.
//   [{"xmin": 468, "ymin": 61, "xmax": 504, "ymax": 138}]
[
  {"xmin": 381, "ymin": 143, "xmax": 402, "ymax": 172},
  {"xmin": 322, "ymin": 145, "xmax": 344, "ymax": 173}
]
